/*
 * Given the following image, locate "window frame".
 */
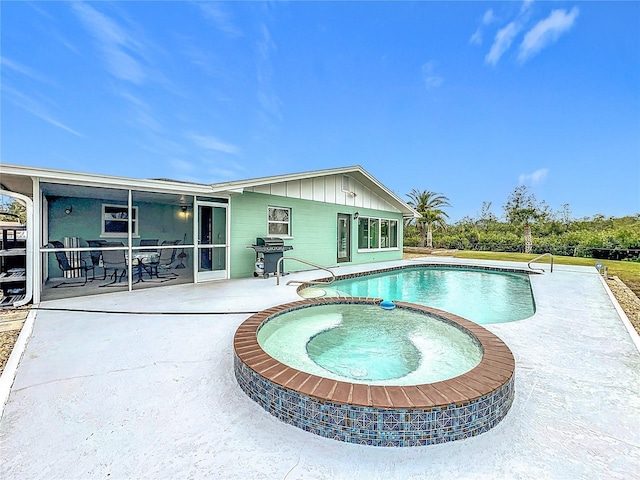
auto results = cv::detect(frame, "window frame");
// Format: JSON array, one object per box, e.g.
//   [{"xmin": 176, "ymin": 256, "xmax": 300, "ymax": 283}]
[
  {"xmin": 357, "ymin": 216, "xmax": 399, "ymax": 251},
  {"xmin": 101, "ymin": 203, "xmax": 139, "ymax": 238},
  {"xmin": 267, "ymin": 206, "xmax": 291, "ymax": 237}
]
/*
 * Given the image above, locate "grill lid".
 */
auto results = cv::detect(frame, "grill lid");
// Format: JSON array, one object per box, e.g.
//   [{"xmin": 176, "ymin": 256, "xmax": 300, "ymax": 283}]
[{"xmin": 255, "ymin": 237, "xmax": 285, "ymax": 247}]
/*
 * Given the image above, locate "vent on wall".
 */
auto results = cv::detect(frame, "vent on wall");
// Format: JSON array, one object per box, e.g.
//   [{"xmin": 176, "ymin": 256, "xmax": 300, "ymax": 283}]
[
  {"xmin": 342, "ymin": 175, "xmax": 357, "ymax": 196},
  {"xmin": 341, "ymin": 175, "xmax": 350, "ymax": 192}
]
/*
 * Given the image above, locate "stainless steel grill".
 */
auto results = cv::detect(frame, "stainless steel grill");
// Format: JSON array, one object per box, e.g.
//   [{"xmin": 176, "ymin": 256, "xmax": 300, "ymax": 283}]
[{"xmin": 248, "ymin": 237, "xmax": 293, "ymax": 278}]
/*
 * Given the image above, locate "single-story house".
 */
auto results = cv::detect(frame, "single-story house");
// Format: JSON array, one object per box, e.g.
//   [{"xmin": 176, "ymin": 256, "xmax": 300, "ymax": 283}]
[{"xmin": 0, "ymin": 163, "xmax": 418, "ymax": 305}]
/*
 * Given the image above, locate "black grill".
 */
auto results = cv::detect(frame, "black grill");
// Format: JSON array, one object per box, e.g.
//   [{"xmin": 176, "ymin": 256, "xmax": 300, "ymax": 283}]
[{"xmin": 248, "ymin": 237, "xmax": 293, "ymax": 278}]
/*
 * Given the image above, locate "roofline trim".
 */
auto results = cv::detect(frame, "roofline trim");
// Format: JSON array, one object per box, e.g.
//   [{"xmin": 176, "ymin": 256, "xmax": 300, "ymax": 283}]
[
  {"xmin": 0, "ymin": 164, "xmax": 213, "ymax": 194},
  {"xmin": 1, "ymin": 163, "xmax": 418, "ymax": 215}
]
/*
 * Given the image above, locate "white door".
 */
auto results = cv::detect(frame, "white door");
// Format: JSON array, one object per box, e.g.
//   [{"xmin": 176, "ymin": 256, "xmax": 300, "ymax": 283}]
[{"xmin": 196, "ymin": 202, "xmax": 228, "ymax": 281}]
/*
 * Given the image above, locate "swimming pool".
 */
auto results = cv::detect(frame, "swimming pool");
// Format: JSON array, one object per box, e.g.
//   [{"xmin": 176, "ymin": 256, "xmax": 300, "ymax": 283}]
[{"xmin": 310, "ymin": 265, "xmax": 536, "ymax": 324}]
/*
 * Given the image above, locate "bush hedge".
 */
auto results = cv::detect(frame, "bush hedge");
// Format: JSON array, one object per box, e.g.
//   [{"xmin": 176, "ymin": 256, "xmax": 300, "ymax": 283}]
[{"xmin": 403, "ymin": 215, "xmax": 640, "ymax": 261}]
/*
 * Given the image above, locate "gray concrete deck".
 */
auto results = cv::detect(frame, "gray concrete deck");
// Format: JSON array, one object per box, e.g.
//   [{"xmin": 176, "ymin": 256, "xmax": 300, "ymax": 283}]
[{"xmin": 1, "ymin": 258, "xmax": 639, "ymax": 479}]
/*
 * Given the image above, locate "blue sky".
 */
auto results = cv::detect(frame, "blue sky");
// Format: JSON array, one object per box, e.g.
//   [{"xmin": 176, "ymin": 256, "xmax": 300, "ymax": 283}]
[{"xmin": 1, "ymin": 1, "xmax": 639, "ymax": 222}]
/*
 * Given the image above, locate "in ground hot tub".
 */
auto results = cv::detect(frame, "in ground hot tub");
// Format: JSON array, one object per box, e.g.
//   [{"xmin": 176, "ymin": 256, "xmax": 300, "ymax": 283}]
[{"xmin": 233, "ymin": 297, "xmax": 515, "ymax": 447}]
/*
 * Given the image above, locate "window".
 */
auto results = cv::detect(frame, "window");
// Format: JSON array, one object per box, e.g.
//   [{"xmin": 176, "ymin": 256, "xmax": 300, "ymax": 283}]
[
  {"xmin": 358, "ymin": 217, "xmax": 369, "ymax": 249},
  {"xmin": 102, "ymin": 204, "xmax": 138, "ymax": 237},
  {"xmin": 381, "ymin": 220, "xmax": 390, "ymax": 248},
  {"xmin": 369, "ymin": 218, "xmax": 379, "ymax": 249},
  {"xmin": 357, "ymin": 217, "xmax": 398, "ymax": 250},
  {"xmin": 380, "ymin": 219, "xmax": 399, "ymax": 248},
  {"xmin": 388, "ymin": 220, "xmax": 398, "ymax": 248},
  {"xmin": 267, "ymin": 206, "xmax": 290, "ymax": 236}
]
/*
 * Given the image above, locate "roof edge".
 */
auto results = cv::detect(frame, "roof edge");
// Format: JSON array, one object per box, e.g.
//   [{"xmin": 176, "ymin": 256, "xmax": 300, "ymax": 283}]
[
  {"xmin": 0, "ymin": 163, "xmax": 213, "ymax": 193},
  {"xmin": 1, "ymin": 163, "xmax": 418, "ymax": 216}
]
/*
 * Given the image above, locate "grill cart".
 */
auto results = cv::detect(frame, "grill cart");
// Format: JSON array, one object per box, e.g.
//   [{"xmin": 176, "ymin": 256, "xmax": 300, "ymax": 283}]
[{"xmin": 248, "ymin": 237, "xmax": 293, "ymax": 279}]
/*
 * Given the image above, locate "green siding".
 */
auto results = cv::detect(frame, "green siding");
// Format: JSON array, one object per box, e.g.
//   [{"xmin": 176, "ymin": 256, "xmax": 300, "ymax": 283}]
[{"xmin": 230, "ymin": 192, "xmax": 403, "ymax": 278}]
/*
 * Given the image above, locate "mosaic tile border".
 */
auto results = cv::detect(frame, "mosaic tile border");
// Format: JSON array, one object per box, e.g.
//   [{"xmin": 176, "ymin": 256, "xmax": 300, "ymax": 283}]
[{"xmin": 233, "ymin": 298, "xmax": 515, "ymax": 447}]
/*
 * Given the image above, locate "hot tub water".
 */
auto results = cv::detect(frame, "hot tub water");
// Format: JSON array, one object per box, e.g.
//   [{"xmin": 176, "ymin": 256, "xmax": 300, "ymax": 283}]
[{"xmin": 258, "ymin": 304, "xmax": 483, "ymax": 385}]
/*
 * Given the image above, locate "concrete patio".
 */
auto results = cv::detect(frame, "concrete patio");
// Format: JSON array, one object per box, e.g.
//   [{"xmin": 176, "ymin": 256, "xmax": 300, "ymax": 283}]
[{"xmin": 1, "ymin": 258, "xmax": 639, "ymax": 479}]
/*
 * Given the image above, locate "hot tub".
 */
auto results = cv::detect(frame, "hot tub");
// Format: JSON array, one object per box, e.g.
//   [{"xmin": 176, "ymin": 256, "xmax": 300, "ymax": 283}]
[{"xmin": 233, "ymin": 297, "xmax": 515, "ymax": 447}]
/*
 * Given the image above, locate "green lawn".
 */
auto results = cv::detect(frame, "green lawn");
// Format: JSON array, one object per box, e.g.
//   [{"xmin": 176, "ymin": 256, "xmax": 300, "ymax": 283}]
[{"xmin": 450, "ymin": 250, "xmax": 640, "ymax": 295}]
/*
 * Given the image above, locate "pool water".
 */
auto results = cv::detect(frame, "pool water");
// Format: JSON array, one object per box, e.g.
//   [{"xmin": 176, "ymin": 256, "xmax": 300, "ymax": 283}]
[
  {"xmin": 257, "ymin": 304, "xmax": 483, "ymax": 385},
  {"xmin": 330, "ymin": 267, "xmax": 535, "ymax": 324}
]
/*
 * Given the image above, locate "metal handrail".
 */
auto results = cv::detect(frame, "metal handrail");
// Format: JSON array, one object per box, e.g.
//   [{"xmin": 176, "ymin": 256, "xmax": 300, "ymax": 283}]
[
  {"xmin": 276, "ymin": 256, "xmax": 335, "ymax": 286},
  {"xmin": 528, "ymin": 252, "xmax": 554, "ymax": 273}
]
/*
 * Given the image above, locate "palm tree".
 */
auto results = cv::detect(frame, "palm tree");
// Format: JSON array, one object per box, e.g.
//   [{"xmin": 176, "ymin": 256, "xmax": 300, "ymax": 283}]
[
  {"xmin": 503, "ymin": 185, "xmax": 546, "ymax": 253},
  {"xmin": 406, "ymin": 189, "xmax": 451, "ymax": 248}
]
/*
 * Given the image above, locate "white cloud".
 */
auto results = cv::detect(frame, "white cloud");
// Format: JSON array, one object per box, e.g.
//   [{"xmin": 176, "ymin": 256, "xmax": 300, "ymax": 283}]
[
  {"xmin": 520, "ymin": 0, "xmax": 535, "ymax": 15},
  {"xmin": 168, "ymin": 158, "xmax": 249, "ymax": 184},
  {"xmin": 114, "ymin": 88, "xmax": 147, "ymax": 108},
  {"xmin": 132, "ymin": 109, "xmax": 163, "ymax": 133},
  {"xmin": 198, "ymin": 2, "xmax": 241, "ymax": 37},
  {"xmin": 258, "ymin": 91, "xmax": 283, "ymax": 120},
  {"xmin": 30, "ymin": 112, "xmax": 83, "ymax": 137},
  {"xmin": 518, "ymin": 7, "xmax": 579, "ymax": 62},
  {"xmin": 170, "ymin": 158, "xmax": 197, "ymax": 174},
  {"xmin": 3, "ymin": 85, "xmax": 83, "ymax": 137},
  {"xmin": 206, "ymin": 166, "xmax": 245, "ymax": 181},
  {"xmin": 110, "ymin": 86, "xmax": 165, "ymax": 134},
  {"xmin": 469, "ymin": 30, "xmax": 483, "ymax": 46},
  {"xmin": 71, "ymin": 2, "xmax": 146, "ymax": 84},
  {"xmin": 483, "ymin": 9, "xmax": 497, "ymax": 24},
  {"xmin": 518, "ymin": 168, "xmax": 549, "ymax": 185},
  {"xmin": 421, "ymin": 61, "xmax": 444, "ymax": 89},
  {"xmin": 187, "ymin": 134, "xmax": 240, "ymax": 156},
  {"xmin": 485, "ymin": 22, "xmax": 522, "ymax": 65},
  {"xmin": 256, "ymin": 23, "xmax": 282, "ymax": 124},
  {"xmin": 470, "ymin": 9, "xmax": 496, "ymax": 46},
  {"xmin": 182, "ymin": 44, "xmax": 219, "ymax": 78},
  {"xmin": 106, "ymin": 48, "xmax": 145, "ymax": 83},
  {"xmin": 1, "ymin": 57, "xmax": 53, "ymax": 84}
]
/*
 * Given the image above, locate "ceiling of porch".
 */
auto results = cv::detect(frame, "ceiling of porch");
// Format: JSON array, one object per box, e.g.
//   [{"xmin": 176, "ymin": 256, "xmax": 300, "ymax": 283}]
[{"xmin": 41, "ymin": 182, "xmax": 191, "ymax": 205}]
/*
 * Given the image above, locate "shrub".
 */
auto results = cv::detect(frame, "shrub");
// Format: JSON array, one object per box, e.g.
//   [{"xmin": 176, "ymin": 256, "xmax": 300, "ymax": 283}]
[
  {"xmin": 404, "ymin": 235, "xmax": 420, "ymax": 247},
  {"xmin": 403, "ymin": 214, "xmax": 640, "ymax": 258}
]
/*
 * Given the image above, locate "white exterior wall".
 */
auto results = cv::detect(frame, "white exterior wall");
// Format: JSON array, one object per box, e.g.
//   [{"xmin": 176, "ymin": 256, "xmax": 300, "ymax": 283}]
[{"xmin": 243, "ymin": 174, "xmax": 400, "ymax": 213}]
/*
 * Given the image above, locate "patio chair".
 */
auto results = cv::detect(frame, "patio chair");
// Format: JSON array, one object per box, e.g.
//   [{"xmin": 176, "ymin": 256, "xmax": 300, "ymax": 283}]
[
  {"xmin": 139, "ymin": 239, "xmax": 159, "ymax": 252},
  {"xmin": 47, "ymin": 240, "xmax": 96, "ymax": 288},
  {"xmin": 86, "ymin": 240, "xmax": 108, "ymax": 270},
  {"xmin": 99, "ymin": 242, "xmax": 128, "ymax": 286},
  {"xmin": 146, "ymin": 240, "xmax": 179, "ymax": 278}
]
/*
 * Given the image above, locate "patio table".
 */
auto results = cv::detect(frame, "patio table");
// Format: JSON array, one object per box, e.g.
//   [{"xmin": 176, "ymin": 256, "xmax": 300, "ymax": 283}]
[{"xmin": 126, "ymin": 252, "xmax": 160, "ymax": 283}]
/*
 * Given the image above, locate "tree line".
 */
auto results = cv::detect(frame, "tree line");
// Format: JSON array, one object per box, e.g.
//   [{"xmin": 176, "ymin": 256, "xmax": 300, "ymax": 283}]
[
  {"xmin": 405, "ymin": 186, "xmax": 640, "ymax": 259},
  {"xmin": 2, "ymin": 191, "xmax": 638, "ymax": 259}
]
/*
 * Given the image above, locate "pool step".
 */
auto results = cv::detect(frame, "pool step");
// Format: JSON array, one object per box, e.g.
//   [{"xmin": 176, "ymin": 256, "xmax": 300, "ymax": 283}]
[{"xmin": 298, "ymin": 287, "xmax": 350, "ymax": 299}]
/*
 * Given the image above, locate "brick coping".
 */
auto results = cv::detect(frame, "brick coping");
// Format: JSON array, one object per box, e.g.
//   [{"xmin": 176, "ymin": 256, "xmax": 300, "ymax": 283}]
[{"xmin": 233, "ymin": 297, "xmax": 515, "ymax": 409}]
